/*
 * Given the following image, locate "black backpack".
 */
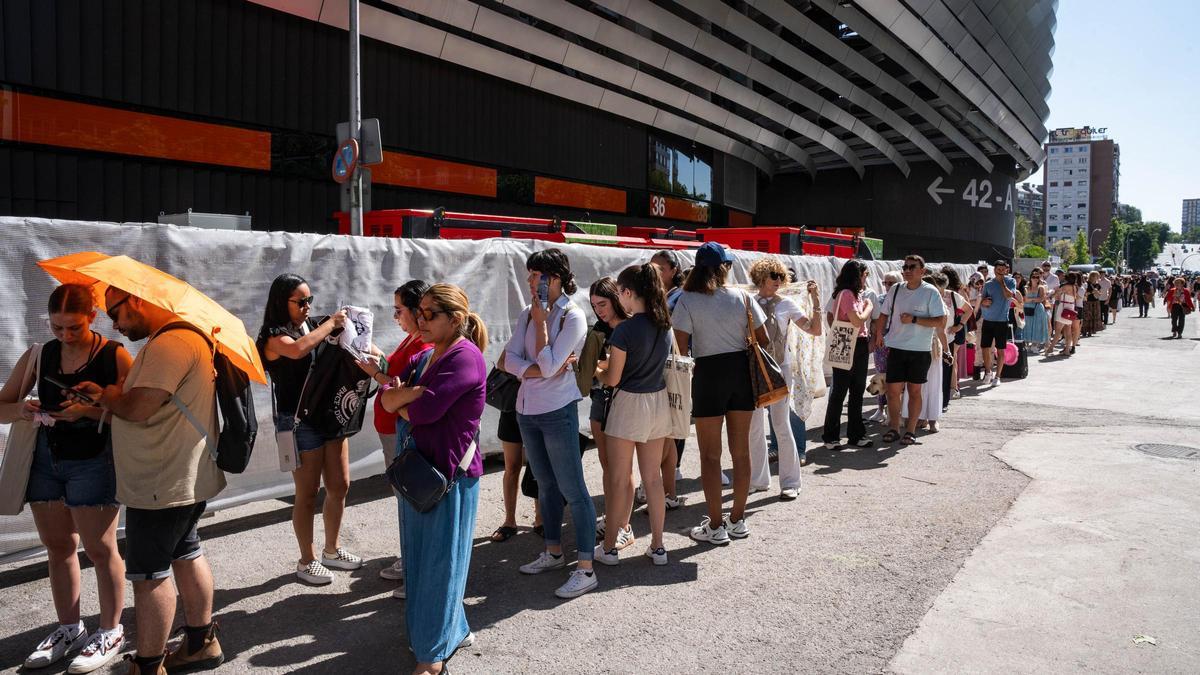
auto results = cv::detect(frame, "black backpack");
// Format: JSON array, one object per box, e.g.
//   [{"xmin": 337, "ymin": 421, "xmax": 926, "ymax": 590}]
[{"xmin": 161, "ymin": 322, "xmax": 259, "ymax": 474}]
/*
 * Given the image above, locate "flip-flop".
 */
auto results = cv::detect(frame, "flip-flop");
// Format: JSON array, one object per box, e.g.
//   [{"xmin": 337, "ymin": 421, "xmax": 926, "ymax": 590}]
[
  {"xmin": 489, "ymin": 525, "xmax": 518, "ymax": 543},
  {"xmin": 900, "ymin": 432, "xmax": 918, "ymax": 446},
  {"xmin": 882, "ymin": 430, "xmax": 901, "ymax": 443}
]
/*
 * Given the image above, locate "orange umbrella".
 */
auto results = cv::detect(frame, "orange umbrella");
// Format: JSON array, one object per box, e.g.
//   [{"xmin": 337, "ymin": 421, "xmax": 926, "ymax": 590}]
[{"xmin": 37, "ymin": 252, "xmax": 267, "ymax": 384}]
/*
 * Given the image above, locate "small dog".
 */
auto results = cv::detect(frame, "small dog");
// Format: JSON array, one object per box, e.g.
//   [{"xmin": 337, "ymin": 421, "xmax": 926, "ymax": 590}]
[{"xmin": 866, "ymin": 373, "xmax": 885, "ymax": 396}]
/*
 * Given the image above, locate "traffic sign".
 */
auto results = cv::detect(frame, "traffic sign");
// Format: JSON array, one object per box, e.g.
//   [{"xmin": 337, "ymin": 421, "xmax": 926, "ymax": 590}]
[{"xmin": 332, "ymin": 138, "xmax": 359, "ymax": 184}]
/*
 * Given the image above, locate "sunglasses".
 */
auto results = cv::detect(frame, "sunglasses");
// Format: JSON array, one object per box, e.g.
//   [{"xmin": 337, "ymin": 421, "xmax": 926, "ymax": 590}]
[
  {"xmin": 768, "ymin": 272, "xmax": 786, "ymax": 281},
  {"xmin": 289, "ymin": 296, "xmax": 315, "ymax": 308},
  {"xmin": 106, "ymin": 294, "xmax": 131, "ymax": 322},
  {"xmin": 902, "ymin": 264, "xmax": 920, "ymax": 271},
  {"xmin": 416, "ymin": 307, "xmax": 448, "ymax": 322}
]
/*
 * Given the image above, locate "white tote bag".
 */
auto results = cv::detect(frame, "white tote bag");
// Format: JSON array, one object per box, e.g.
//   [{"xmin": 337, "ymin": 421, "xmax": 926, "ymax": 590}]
[
  {"xmin": 663, "ymin": 338, "xmax": 694, "ymax": 440},
  {"xmin": 825, "ymin": 292, "xmax": 859, "ymax": 371},
  {"xmin": 0, "ymin": 344, "xmax": 43, "ymax": 516}
]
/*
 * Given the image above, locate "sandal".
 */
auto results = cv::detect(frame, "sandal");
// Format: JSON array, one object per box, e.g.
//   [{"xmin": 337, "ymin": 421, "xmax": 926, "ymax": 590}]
[
  {"xmin": 900, "ymin": 432, "xmax": 918, "ymax": 446},
  {"xmin": 489, "ymin": 525, "xmax": 518, "ymax": 543},
  {"xmin": 881, "ymin": 430, "xmax": 900, "ymax": 443}
]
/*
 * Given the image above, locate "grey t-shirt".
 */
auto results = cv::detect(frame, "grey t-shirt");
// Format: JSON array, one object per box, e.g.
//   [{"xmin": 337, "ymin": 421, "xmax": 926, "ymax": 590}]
[
  {"xmin": 609, "ymin": 313, "xmax": 672, "ymax": 393},
  {"xmin": 880, "ymin": 281, "xmax": 946, "ymax": 352},
  {"xmin": 672, "ymin": 287, "xmax": 766, "ymax": 358}
]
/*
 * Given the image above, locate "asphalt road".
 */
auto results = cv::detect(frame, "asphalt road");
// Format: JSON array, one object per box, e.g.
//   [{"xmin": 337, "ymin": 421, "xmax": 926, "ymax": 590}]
[{"xmin": 2, "ymin": 301, "xmax": 1193, "ymax": 674}]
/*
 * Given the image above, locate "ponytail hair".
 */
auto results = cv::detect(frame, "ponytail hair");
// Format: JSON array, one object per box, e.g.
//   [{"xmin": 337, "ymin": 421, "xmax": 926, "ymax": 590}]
[
  {"xmin": 424, "ymin": 283, "xmax": 489, "ymax": 350},
  {"xmin": 616, "ymin": 263, "xmax": 671, "ymax": 329},
  {"xmin": 48, "ymin": 283, "xmax": 95, "ymax": 315}
]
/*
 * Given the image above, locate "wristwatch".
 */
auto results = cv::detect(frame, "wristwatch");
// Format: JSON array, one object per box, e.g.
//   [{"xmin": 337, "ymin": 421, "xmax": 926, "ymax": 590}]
[{"xmin": 910, "ymin": 315, "xmax": 918, "ymax": 324}]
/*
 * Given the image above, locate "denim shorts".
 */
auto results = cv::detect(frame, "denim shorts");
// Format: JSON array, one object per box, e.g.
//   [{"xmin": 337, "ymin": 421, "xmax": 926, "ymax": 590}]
[
  {"xmin": 124, "ymin": 501, "xmax": 206, "ymax": 581},
  {"xmin": 274, "ymin": 415, "xmax": 334, "ymax": 453},
  {"xmin": 26, "ymin": 430, "xmax": 117, "ymax": 507}
]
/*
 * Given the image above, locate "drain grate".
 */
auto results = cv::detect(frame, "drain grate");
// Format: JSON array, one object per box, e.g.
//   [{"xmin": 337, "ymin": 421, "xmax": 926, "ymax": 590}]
[{"xmin": 1131, "ymin": 443, "xmax": 1200, "ymax": 460}]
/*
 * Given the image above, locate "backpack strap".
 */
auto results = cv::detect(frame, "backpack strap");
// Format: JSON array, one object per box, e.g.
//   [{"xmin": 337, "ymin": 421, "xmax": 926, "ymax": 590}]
[{"xmin": 158, "ymin": 323, "xmax": 219, "ymax": 461}]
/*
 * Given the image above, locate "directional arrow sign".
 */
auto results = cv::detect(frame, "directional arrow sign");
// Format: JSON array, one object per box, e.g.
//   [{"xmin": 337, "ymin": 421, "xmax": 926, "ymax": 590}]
[{"xmin": 927, "ymin": 176, "xmax": 954, "ymax": 205}]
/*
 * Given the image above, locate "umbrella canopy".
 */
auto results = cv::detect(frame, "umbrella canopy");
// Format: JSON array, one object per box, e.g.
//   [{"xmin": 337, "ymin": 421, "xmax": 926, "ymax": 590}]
[{"xmin": 37, "ymin": 252, "xmax": 267, "ymax": 384}]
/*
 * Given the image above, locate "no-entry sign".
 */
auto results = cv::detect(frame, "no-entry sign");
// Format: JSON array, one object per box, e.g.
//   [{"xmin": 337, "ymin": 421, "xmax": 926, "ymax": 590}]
[{"xmin": 332, "ymin": 138, "xmax": 359, "ymax": 184}]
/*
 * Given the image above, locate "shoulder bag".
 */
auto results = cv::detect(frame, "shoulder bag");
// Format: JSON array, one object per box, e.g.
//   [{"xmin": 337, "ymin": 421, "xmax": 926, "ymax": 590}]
[
  {"xmin": 743, "ymin": 295, "xmax": 789, "ymax": 408},
  {"xmin": 825, "ymin": 290, "xmax": 859, "ymax": 371},
  {"xmin": 0, "ymin": 344, "xmax": 43, "ymax": 515},
  {"xmin": 385, "ymin": 350, "xmax": 478, "ymax": 513}
]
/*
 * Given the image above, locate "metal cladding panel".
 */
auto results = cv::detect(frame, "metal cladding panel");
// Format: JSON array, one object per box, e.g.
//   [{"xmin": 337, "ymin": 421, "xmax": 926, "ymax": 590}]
[{"xmin": 757, "ymin": 159, "xmax": 1019, "ymax": 262}]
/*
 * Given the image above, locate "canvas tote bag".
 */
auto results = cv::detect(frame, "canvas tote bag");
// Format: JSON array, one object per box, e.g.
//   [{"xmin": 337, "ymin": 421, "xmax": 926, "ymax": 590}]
[
  {"xmin": 663, "ymin": 336, "xmax": 694, "ymax": 439},
  {"xmin": 825, "ymin": 290, "xmax": 859, "ymax": 371},
  {"xmin": 0, "ymin": 344, "xmax": 43, "ymax": 515}
]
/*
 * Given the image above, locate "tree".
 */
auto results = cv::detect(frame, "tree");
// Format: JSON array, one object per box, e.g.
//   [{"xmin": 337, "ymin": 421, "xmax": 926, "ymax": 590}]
[
  {"xmin": 1014, "ymin": 215, "xmax": 1033, "ymax": 250},
  {"xmin": 1126, "ymin": 226, "xmax": 1160, "ymax": 271},
  {"xmin": 1072, "ymin": 230, "xmax": 1090, "ymax": 264},
  {"xmin": 1100, "ymin": 218, "xmax": 1128, "ymax": 268},
  {"xmin": 1017, "ymin": 244, "xmax": 1050, "ymax": 259},
  {"xmin": 1051, "ymin": 239, "xmax": 1075, "ymax": 265},
  {"xmin": 1143, "ymin": 221, "xmax": 1173, "ymax": 249},
  {"xmin": 1117, "ymin": 203, "xmax": 1143, "ymax": 224}
]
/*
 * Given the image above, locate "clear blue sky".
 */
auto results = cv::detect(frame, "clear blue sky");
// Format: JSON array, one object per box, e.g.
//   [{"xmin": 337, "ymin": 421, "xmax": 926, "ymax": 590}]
[{"xmin": 1028, "ymin": 0, "xmax": 1200, "ymax": 230}]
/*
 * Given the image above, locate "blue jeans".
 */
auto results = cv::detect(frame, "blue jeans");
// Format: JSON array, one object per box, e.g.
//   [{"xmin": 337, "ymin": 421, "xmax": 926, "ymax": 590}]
[
  {"xmin": 517, "ymin": 401, "xmax": 595, "ymax": 561},
  {"xmin": 768, "ymin": 409, "xmax": 808, "ymax": 460}
]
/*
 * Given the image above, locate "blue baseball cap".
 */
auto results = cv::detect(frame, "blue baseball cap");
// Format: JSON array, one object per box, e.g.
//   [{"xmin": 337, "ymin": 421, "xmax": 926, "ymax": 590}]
[{"xmin": 695, "ymin": 241, "xmax": 734, "ymax": 268}]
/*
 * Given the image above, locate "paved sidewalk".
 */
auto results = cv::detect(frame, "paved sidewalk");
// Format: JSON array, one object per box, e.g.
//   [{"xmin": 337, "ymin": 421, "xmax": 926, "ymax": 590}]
[{"xmin": 891, "ymin": 307, "xmax": 1200, "ymax": 674}]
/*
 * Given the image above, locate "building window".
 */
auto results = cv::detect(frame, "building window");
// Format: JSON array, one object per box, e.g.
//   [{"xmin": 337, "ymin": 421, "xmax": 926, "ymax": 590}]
[
  {"xmin": 1049, "ymin": 181, "xmax": 1058, "ymax": 187},
  {"xmin": 1079, "ymin": 146, "xmax": 1089, "ymax": 153},
  {"xmin": 648, "ymin": 136, "xmax": 713, "ymax": 201},
  {"xmin": 1064, "ymin": 181, "xmax": 1072, "ymax": 187},
  {"xmin": 1077, "ymin": 203, "xmax": 1087, "ymax": 208},
  {"xmin": 1063, "ymin": 214, "xmax": 1072, "ymax": 220},
  {"xmin": 1048, "ymin": 226, "xmax": 1058, "ymax": 232},
  {"xmin": 1050, "ymin": 147, "xmax": 1058, "ymax": 154},
  {"xmin": 1049, "ymin": 214, "xmax": 1058, "ymax": 221}
]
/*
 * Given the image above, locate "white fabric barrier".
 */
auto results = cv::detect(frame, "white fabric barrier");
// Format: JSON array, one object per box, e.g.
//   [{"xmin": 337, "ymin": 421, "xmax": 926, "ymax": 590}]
[{"xmin": 0, "ymin": 217, "xmax": 972, "ymax": 561}]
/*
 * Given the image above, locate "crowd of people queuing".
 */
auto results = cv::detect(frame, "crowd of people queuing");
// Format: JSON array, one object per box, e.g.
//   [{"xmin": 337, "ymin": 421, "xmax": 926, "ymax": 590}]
[{"xmin": 1, "ymin": 243, "xmax": 1184, "ymax": 675}]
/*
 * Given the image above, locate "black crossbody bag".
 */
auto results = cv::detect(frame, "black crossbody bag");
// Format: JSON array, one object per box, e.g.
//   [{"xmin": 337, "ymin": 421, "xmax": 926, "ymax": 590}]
[{"xmin": 385, "ymin": 350, "xmax": 479, "ymax": 513}]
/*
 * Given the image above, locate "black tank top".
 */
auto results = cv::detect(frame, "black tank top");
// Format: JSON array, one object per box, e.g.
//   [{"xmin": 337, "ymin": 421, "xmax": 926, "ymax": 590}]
[
  {"xmin": 37, "ymin": 337, "xmax": 123, "ymax": 461},
  {"xmin": 263, "ymin": 317, "xmax": 324, "ymax": 417}
]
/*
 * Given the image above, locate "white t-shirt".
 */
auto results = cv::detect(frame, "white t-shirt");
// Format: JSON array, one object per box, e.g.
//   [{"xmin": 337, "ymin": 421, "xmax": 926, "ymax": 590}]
[
  {"xmin": 1045, "ymin": 273, "xmax": 1061, "ymax": 292},
  {"xmin": 1097, "ymin": 277, "xmax": 1112, "ymax": 301},
  {"xmin": 757, "ymin": 294, "xmax": 811, "ymax": 367}
]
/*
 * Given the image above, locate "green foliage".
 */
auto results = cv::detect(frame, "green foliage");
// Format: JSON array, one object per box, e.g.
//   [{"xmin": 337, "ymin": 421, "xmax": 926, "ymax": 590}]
[
  {"xmin": 1017, "ymin": 244, "xmax": 1050, "ymax": 259},
  {"xmin": 1072, "ymin": 230, "xmax": 1090, "ymax": 264},
  {"xmin": 1051, "ymin": 239, "xmax": 1075, "ymax": 265},
  {"xmin": 1100, "ymin": 219, "xmax": 1128, "ymax": 268},
  {"xmin": 1117, "ymin": 203, "xmax": 1142, "ymax": 224},
  {"xmin": 1125, "ymin": 226, "xmax": 1160, "ymax": 270},
  {"xmin": 1143, "ymin": 221, "xmax": 1173, "ymax": 249},
  {"xmin": 1100, "ymin": 258, "xmax": 1116, "ymax": 269},
  {"xmin": 1014, "ymin": 215, "xmax": 1033, "ymax": 250}
]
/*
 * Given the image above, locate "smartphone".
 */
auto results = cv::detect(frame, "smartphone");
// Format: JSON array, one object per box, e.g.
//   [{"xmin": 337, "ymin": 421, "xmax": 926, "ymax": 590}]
[
  {"xmin": 43, "ymin": 375, "xmax": 96, "ymax": 405},
  {"xmin": 537, "ymin": 276, "xmax": 550, "ymax": 306}
]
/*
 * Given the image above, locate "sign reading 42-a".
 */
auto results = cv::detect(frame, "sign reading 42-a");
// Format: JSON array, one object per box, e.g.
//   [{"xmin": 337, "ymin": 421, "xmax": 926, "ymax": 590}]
[{"xmin": 927, "ymin": 176, "xmax": 1013, "ymax": 211}]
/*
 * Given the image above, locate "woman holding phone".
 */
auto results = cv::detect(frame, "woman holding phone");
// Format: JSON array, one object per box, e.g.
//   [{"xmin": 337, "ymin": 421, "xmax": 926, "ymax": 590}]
[{"xmin": 0, "ymin": 284, "xmax": 132, "ymax": 673}]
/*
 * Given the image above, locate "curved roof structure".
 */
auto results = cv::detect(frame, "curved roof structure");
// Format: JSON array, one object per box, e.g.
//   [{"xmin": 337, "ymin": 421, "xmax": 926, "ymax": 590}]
[{"xmin": 254, "ymin": 0, "xmax": 1055, "ymax": 179}]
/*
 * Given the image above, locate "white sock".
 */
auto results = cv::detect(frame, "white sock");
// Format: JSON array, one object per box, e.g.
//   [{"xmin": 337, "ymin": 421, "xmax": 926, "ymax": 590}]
[
  {"xmin": 62, "ymin": 621, "xmax": 84, "ymax": 639},
  {"xmin": 99, "ymin": 625, "xmax": 124, "ymax": 640}
]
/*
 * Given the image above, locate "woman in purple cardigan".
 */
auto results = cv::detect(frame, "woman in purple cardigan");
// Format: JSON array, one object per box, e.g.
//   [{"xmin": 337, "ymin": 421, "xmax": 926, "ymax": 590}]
[{"xmin": 380, "ymin": 284, "xmax": 487, "ymax": 675}]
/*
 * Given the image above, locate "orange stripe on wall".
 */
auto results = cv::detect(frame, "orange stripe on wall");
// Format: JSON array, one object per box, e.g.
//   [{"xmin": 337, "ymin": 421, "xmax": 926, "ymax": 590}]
[
  {"xmin": 534, "ymin": 177, "xmax": 626, "ymax": 213},
  {"xmin": 0, "ymin": 91, "xmax": 271, "ymax": 170},
  {"xmin": 372, "ymin": 151, "xmax": 497, "ymax": 198}
]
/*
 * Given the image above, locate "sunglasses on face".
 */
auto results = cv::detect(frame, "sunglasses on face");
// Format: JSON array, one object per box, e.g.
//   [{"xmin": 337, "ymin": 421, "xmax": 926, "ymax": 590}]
[
  {"xmin": 417, "ymin": 307, "xmax": 447, "ymax": 322},
  {"xmin": 902, "ymin": 264, "xmax": 920, "ymax": 271},
  {"xmin": 289, "ymin": 296, "xmax": 314, "ymax": 308},
  {"xmin": 106, "ymin": 294, "xmax": 131, "ymax": 322},
  {"xmin": 768, "ymin": 272, "xmax": 786, "ymax": 281}
]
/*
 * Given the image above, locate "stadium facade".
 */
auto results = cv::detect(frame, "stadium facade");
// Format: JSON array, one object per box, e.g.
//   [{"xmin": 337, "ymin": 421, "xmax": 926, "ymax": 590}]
[{"xmin": 1, "ymin": 0, "xmax": 1056, "ymax": 261}]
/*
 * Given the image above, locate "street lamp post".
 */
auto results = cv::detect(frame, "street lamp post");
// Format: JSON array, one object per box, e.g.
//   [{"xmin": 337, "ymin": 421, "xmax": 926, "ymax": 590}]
[
  {"xmin": 1089, "ymin": 228, "xmax": 1104, "ymax": 263},
  {"xmin": 348, "ymin": 0, "xmax": 363, "ymax": 237}
]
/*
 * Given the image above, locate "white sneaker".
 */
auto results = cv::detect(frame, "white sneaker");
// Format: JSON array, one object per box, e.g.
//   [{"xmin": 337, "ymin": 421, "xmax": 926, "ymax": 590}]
[
  {"xmin": 554, "ymin": 569, "xmax": 598, "ymax": 599},
  {"xmin": 595, "ymin": 514, "xmax": 607, "ymax": 541},
  {"xmin": 634, "ymin": 485, "xmax": 647, "ymax": 505},
  {"xmin": 951, "ymin": 389, "xmax": 963, "ymax": 400},
  {"xmin": 24, "ymin": 624, "xmax": 86, "ymax": 669},
  {"xmin": 720, "ymin": 471, "xmax": 731, "ymax": 486},
  {"xmin": 321, "ymin": 547, "xmax": 363, "ymax": 570},
  {"xmin": 780, "ymin": 487, "xmax": 799, "ymax": 501},
  {"xmin": 68, "ymin": 628, "xmax": 124, "ymax": 674},
  {"xmin": 723, "ymin": 514, "xmax": 750, "ymax": 539},
  {"xmin": 982, "ymin": 372, "xmax": 993, "ymax": 385},
  {"xmin": 378, "ymin": 558, "xmax": 404, "ymax": 580},
  {"xmin": 664, "ymin": 494, "xmax": 687, "ymax": 510},
  {"xmin": 519, "ymin": 551, "xmax": 567, "ymax": 575},
  {"xmin": 689, "ymin": 517, "xmax": 730, "ymax": 546},
  {"xmin": 614, "ymin": 524, "xmax": 636, "ymax": 551},
  {"xmin": 593, "ymin": 544, "xmax": 620, "ymax": 566},
  {"xmin": 392, "ymin": 584, "xmax": 406, "ymax": 600},
  {"xmin": 992, "ymin": 376, "xmax": 1002, "ymax": 387},
  {"xmin": 458, "ymin": 632, "xmax": 475, "ymax": 650},
  {"xmin": 749, "ymin": 485, "xmax": 769, "ymax": 495},
  {"xmin": 298, "ymin": 560, "xmax": 335, "ymax": 584},
  {"xmin": 644, "ymin": 546, "xmax": 668, "ymax": 566}
]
